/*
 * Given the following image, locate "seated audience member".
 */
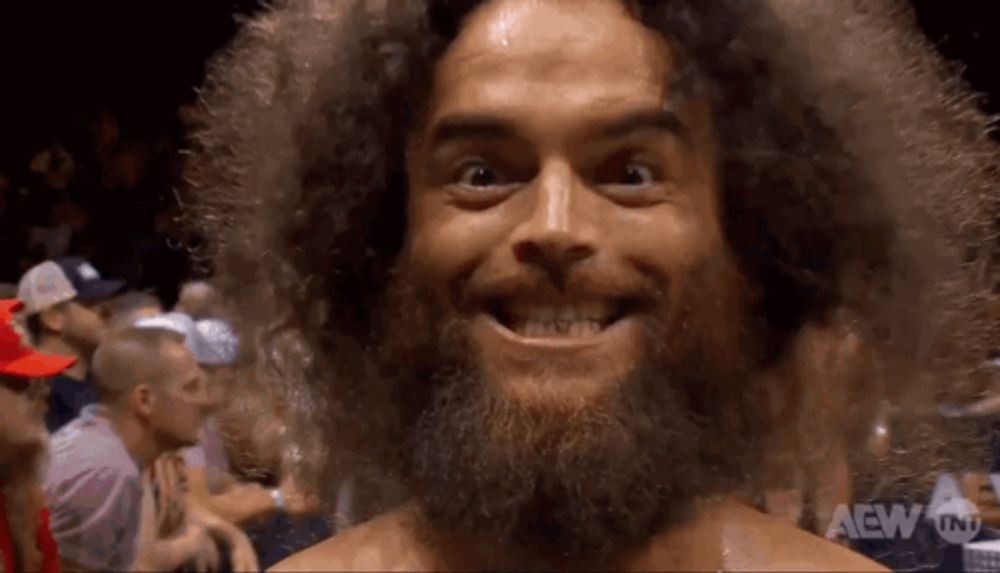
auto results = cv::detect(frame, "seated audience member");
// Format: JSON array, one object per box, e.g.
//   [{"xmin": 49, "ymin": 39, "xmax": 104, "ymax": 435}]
[
  {"xmin": 17, "ymin": 257, "xmax": 125, "ymax": 431},
  {"xmin": 44, "ymin": 326, "xmax": 242, "ymax": 572},
  {"xmin": 0, "ymin": 299, "xmax": 76, "ymax": 573},
  {"xmin": 109, "ymin": 291, "xmax": 163, "ymax": 329},
  {"xmin": 136, "ymin": 317, "xmax": 321, "ymax": 517},
  {"xmin": 137, "ymin": 314, "xmax": 323, "ymax": 567},
  {"xmin": 136, "ymin": 314, "xmax": 266, "ymax": 569},
  {"xmin": 173, "ymin": 281, "xmax": 219, "ymax": 320}
]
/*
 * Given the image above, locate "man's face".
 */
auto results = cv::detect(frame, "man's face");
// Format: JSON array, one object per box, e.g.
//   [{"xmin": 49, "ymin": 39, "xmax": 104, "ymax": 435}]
[
  {"xmin": 407, "ymin": 0, "xmax": 723, "ymax": 411},
  {"xmin": 62, "ymin": 299, "xmax": 109, "ymax": 353},
  {"xmin": 148, "ymin": 342, "xmax": 212, "ymax": 448},
  {"xmin": 393, "ymin": 0, "xmax": 751, "ymax": 560},
  {"xmin": 0, "ymin": 375, "xmax": 49, "ymax": 462}
]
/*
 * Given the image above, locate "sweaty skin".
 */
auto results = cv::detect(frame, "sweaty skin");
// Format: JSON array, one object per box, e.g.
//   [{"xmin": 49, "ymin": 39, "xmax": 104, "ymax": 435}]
[
  {"xmin": 272, "ymin": 497, "xmax": 882, "ymax": 572},
  {"xmin": 404, "ymin": 0, "xmax": 720, "ymax": 410},
  {"xmin": 273, "ymin": 0, "xmax": 886, "ymax": 570}
]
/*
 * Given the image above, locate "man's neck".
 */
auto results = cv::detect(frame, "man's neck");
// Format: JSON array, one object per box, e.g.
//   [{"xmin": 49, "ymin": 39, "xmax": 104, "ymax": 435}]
[
  {"xmin": 101, "ymin": 407, "xmax": 162, "ymax": 471},
  {"xmin": 38, "ymin": 337, "xmax": 88, "ymax": 380}
]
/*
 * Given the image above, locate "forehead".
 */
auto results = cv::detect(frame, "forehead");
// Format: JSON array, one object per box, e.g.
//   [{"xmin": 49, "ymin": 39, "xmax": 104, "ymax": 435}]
[{"xmin": 431, "ymin": 0, "xmax": 674, "ymax": 126}]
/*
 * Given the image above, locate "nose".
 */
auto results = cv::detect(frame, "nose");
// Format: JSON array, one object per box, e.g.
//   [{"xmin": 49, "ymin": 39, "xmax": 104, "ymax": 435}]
[{"xmin": 511, "ymin": 161, "xmax": 596, "ymax": 281}]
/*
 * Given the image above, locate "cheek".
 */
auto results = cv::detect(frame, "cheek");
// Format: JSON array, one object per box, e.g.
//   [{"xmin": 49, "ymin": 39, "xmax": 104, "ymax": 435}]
[
  {"xmin": 406, "ymin": 193, "xmax": 513, "ymax": 288},
  {"xmin": 0, "ymin": 394, "xmax": 24, "ymax": 429},
  {"xmin": 615, "ymin": 201, "xmax": 722, "ymax": 279}
]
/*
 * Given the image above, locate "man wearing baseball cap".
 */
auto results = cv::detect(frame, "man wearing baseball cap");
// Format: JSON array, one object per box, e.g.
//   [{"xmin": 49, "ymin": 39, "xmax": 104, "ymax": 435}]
[
  {"xmin": 0, "ymin": 299, "xmax": 76, "ymax": 573},
  {"xmin": 17, "ymin": 257, "xmax": 126, "ymax": 432}
]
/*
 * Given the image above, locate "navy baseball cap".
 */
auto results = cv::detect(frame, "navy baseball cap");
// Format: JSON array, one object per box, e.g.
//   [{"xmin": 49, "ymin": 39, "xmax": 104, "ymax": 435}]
[{"xmin": 53, "ymin": 256, "xmax": 126, "ymax": 302}]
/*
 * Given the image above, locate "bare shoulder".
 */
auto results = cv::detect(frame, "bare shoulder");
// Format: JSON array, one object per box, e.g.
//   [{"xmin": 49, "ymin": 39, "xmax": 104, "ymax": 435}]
[
  {"xmin": 269, "ymin": 507, "xmax": 429, "ymax": 572},
  {"xmin": 721, "ymin": 502, "xmax": 888, "ymax": 572}
]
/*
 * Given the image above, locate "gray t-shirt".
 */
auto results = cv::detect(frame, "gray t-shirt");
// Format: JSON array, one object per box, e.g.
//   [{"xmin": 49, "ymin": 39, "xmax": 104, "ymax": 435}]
[{"xmin": 44, "ymin": 404, "xmax": 143, "ymax": 571}]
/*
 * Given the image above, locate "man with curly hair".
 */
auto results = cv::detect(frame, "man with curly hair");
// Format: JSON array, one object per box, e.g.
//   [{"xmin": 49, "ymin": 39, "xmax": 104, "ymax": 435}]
[{"xmin": 189, "ymin": 0, "xmax": 1000, "ymax": 569}]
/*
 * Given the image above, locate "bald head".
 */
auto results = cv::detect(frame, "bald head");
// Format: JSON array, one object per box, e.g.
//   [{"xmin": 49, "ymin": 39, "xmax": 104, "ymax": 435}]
[
  {"xmin": 92, "ymin": 327, "xmax": 188, "ymax": 403},
  {"xmin": 174, "ymin": 281, "xmax": 218, "ymax": 319}
]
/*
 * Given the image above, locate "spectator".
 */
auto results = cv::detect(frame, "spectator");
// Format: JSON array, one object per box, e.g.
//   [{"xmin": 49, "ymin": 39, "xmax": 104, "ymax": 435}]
[
  {"xmin": 0, "ymin": 299, "xmax": 76, "ymax": 573},
  {"xmin": 17, "ymin": 257, "xmax": 125, "ymax": 431},
  {"xmin": 109, "ymin": 290, "xmax": 163, "ymax": 329},
  {"xmin": 173, "ymin": 281, "xmax": 219, "ymax": 319},
  {"xmin": 44, "ymin": 326, "xmax": 228, "ymax": 571},
  {"xmin": 136, "ymin": 314, "xmax": 263, "ymax": 571},
  {"xmin": 90, "ymin": 110, "xmax": 120, "ymax": 166},
  {"xmin": 135, "ymin": 313, "xmax": 317, "ymax": 524},
  {"xmin": 136, "ymin": 313, "xmax": 323, "ymax": 568},
  {"xmin": 28, "ymin": 141, "xmax": 75, "ymax": 191}
]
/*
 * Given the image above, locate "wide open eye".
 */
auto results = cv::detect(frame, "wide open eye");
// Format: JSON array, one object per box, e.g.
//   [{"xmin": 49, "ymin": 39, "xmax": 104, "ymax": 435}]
[
  {"xmin": 617, "ymin": 163, "xmax": 656, "ymax": 186},
  {"xmin": 594, "ymin": 157, "xmax": 661, "ymax": 189},
  {"xmin": 455, "ymin": 159, "xmax": 505, "ymax": 190}
]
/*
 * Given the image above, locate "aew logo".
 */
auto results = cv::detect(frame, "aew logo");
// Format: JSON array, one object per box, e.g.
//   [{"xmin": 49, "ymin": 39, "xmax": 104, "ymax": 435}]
[
  {"xmin": 826, "ymin": 503, "xmax": 922, "ymax": 541},
  {"xmin": 826, "ymin": 474, "xmax": 982, "ymax": 545}
]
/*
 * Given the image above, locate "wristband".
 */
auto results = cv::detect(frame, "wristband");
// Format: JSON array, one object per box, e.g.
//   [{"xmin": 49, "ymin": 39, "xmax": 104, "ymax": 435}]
[{"xmin": 270, "ymin": 488, "xmax": 286, "ymax": 511}]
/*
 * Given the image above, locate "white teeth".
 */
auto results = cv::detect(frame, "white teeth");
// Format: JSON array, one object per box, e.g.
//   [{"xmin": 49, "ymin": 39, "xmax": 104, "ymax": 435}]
[
  {"xmin": 557, "ymin": 307, "xmax": 576, "ymax": 322},
  {"xmin": 502, "ymin": 302, "xmax": 617, "ymax": 337},
  {"xmin": 511, "ymin": 318, "xmax": 603, "ymax": 337},
  {"xmin": 508, "ymin": 304, "xmax": 611, "ymax": 323}
]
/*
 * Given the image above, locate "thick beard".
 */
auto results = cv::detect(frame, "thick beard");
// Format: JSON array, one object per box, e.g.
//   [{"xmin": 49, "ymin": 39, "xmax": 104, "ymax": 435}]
[{"xmin": 376, "ymin": 255, "xmax": 759, "ymax": 566}]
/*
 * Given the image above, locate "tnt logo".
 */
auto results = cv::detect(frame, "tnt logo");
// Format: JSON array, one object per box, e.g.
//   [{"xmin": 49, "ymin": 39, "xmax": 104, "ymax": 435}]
[{"xmin": 931, "ymin": 497, "xmax": 981, "ymax": 545}]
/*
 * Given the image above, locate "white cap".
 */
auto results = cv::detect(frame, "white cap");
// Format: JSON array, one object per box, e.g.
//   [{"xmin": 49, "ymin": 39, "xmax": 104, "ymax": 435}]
[
  {"xmin": 17, "ymin": 261, "xmax": 78, "ymax": 315},
  {"xmin": 134, "ymin": 312, "xmax": 239, "ymax": 366},
  {"xmin": 194, "ymin": 319, "xmax": 239, "ymax": 366}
]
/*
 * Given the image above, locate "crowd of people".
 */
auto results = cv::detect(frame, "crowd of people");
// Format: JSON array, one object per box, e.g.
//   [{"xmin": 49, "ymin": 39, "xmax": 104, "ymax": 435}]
[
  {"xmin": 0, "ymin": 109, "xmax": 191, "ymax": 302},
  {"xmin": 1, "ymin": 257, "xmax": 338, "ymax": 572}
]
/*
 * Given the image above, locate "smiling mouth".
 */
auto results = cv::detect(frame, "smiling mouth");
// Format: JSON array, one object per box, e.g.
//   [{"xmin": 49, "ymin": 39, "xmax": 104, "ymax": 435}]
[{"xmin": 486, "ymin": 297, "xmax": 638, "ymax": 338}]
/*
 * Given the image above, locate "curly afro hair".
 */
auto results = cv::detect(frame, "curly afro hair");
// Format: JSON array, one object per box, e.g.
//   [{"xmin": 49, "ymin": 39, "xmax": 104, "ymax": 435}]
[{"xmin": 186, "ymin": 0, "xmax": 1000, "ymax": 516}]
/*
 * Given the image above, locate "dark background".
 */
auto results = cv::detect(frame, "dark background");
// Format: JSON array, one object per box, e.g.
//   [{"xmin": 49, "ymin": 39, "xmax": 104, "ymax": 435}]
[{"xmin": 0, "ymin": 1, "xmax": 996, "ymax": 302}]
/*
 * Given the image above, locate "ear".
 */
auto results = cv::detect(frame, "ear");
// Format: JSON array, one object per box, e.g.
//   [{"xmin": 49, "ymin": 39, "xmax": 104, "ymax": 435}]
[
  {"xmin": 131, "ymin": 384, "xmax": 155, "ymax": 419},
  {"xmin": 38, "ymin": 306, "xmax": 66, "ymax": 334}
]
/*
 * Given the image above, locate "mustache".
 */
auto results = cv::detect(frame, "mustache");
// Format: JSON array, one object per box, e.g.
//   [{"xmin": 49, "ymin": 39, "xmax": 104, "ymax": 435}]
[{"xmin": 449, "ymin": 261, "xmax": 669, "ymax": 313}]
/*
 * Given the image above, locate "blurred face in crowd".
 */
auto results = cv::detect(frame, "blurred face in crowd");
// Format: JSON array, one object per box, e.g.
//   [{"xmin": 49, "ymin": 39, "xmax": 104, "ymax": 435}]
[
  {"xmin": 45, "ymin": 300, "xmax": 110, "ymax": 353},
  {"xmin": 392, "ymin": 0, "xmax": 748, "ymax": 557},
  {"xmin": 92, "ymin": 111, "xmax": 120, "ymax": 156},
  {"xmin": 116, "ymin": 149, "xmax": 148, "ymax": 189},
  {"xmin": 0, "ymin": 375, "xmax": 49, "ymax": 462},
  {"xmin": 109, "ymin": 296, "xmax": 164, "ymax": 330},
  {"xmin": 146, "ymin": 340, "xmax": 212, "ymax": 449},
  {"xmin": 174, "ymin": 282, "xmax": 217, "ymax": 319}
]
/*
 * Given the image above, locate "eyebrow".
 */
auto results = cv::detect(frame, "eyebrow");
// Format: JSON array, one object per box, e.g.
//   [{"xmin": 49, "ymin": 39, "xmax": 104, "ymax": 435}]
[
  {"xmin": 593, "ymin": 107, "xmax": 687, "ymax": 142},
  {"xmin": 425, "ymin": 106, "xmax": 688, "ymax": 151},
  {"xmin": 427, "ymin": 115, "xmax": 518, "ymax": 149}
]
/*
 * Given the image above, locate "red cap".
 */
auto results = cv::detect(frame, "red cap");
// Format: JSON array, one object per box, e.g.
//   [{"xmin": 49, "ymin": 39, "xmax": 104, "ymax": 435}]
[
  {"xmin": 0, "ymin": 300, "xmax": 23, "ymax": 322},
  {"xmin": 0, "ymin": 299, "xmax": 76, "ymax": 378}
]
